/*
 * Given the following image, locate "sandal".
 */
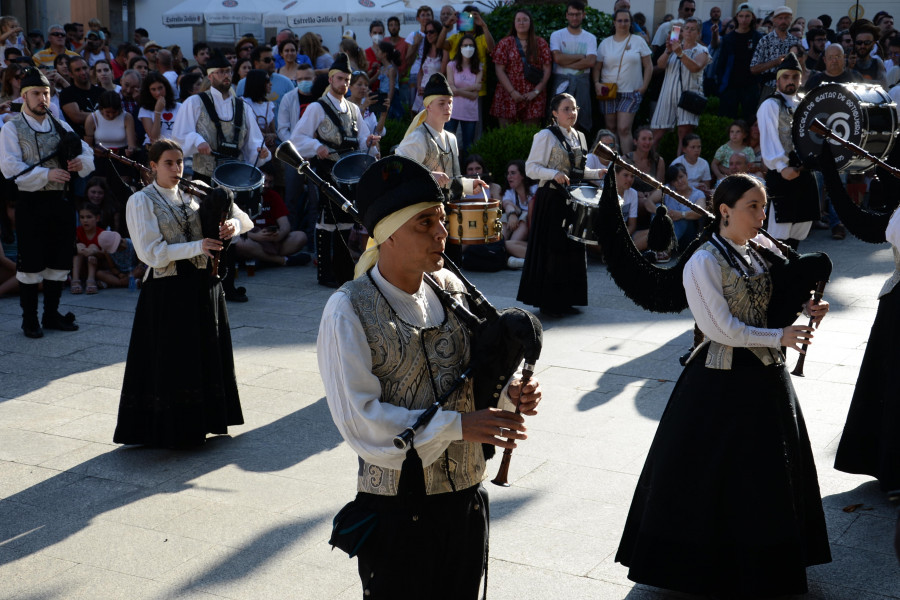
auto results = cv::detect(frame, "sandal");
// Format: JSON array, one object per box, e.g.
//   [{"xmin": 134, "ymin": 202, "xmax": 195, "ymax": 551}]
[
  {"xmin": 70, "ymin": 280, "xmax": 83, "ymax": 294},
  {"xmin": 86, "ymin": 280, "xmax": 99, "ymax": 295}
]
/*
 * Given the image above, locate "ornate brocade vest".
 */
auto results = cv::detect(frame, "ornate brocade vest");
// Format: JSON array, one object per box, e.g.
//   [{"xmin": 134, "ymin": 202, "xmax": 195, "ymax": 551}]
[
  {"xmin": 11, "ymin": 114, "xmax": 64, "ymax": 191},
  {"xmin": 342, "ymin": 269, "xmax": 485, "ymax": 496},
  {"xmin": 315, "ymin": 97, "xmax": 358, "ymax": 161},
  {"xmin": 414, "ymin": 125, "xmax": 461, "ymax": 189},
  {"xmin": 144, "ymin": 184, "xmax": 206, "ymax": 278},
  {"xmin": 194, "ymin": 92, "xmax": 248, "ymax": 177},
  {"xmin": 878, "ymin": 246, "xmax": 900, "ymax": 299},
  {"xmin": 775, "ymin": 93, "xmax": 795, "ymax": 156},
  {"xmin": 546, "ymin": 131, "xmax": 585, "ymax": 178},
  {"xmin": 699, "ymin": 240, "xmax": 783, "ymax": 369}
]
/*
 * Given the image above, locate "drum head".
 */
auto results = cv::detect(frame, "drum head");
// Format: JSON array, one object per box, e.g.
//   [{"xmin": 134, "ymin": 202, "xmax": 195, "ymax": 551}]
[
  {"xmin": 793, "ymin": 83, "xmax": 895, "ymax": 171},
  {"xmin": 212, "ymin": 162, "xmax": 264, "ymax": 192},
  {"xmin": 333, "ymin": 152, "xmax": 377, "ymax": 185},
  {"xmin": 568, "ymin": 185, "xmax": 601, "ymax": 205}
]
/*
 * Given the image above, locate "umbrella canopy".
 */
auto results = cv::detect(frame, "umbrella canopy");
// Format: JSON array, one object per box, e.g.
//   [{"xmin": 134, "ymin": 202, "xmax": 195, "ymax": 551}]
[
  {"xmin": 264, "ymin": 0, "xmax": 417, "ymax": 29},
  {"xmin": 163, "ymin": 0, "xmax": 276, "ymax": 27}
]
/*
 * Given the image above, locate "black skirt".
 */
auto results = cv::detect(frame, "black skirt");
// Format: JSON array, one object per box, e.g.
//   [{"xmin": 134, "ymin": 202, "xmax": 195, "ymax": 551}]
[
  {"xmin": 516, "ymin": 184, "xmax": 587, "ymax": 310},
  {"xmin": 15, "ymin": 190, "xmax": 76, "ymax": 273},
  {"xmin": 834, "ymin": 285, "xmax": 900, "ymax": 491},
  {"xmin": 616, "ymin": 346, "xmax": 831, "ymax": 598},
  {"xmin": 114, "ymin": 260, "xmax": 243, "ymax": 446}
]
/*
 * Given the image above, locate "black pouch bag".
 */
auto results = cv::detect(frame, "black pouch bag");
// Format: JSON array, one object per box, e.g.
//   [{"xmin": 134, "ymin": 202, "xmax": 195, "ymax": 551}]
[{"xmin": 329, "ymin": 498, "xmax": 379, "ymax": 558}]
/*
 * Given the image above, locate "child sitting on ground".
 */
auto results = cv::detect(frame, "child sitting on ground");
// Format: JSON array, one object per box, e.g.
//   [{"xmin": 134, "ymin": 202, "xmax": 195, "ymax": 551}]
[
  {"xmin": 72, "ymin": 203, "xmax": 102, "ymax": 294},
  {"xmin": 711, "ymin": 120, "xmax": 755, "ymax": 181},
  {"xmin": 95, "ymin": 230, "xmax": 145, "ymax": 289}
]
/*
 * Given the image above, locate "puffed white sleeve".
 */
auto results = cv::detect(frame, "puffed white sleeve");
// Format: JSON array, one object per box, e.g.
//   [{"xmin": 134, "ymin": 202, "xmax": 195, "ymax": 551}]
[
  {"xmin": 683, "ymin": 249, "xmax": 784, "ymax": 348},
  {"xmin": 126, "ymin": 191, "xmax": 204, "ymax": 268},
  {"xmin": 240, "ymin": 102, "xmax": 269, "ymax": 166},
  {"xmin": 580, "ymin": 132, "xmax": 602, "ymax": 180},
  {"xmin": 353, "ymin": 104, "xmax": 371, "ymax": 152},
  {"xmin": 394, "ymin": 129, "xmax": 428, "ymax": 163},
  {"xmin": 525, "ymin": 129, "xmax": 561, "ymax": 182},
  {"xmin": 756, "ymin": 98, "xmax": 789, "ymax": 173},
  {"xmin": 276, "ymin": 89, "xmax": 298, "ymax": 143},
  {"xmin": 290, "ymin": 102, "xmax": 326, "ymax": 158},
  {"xmin": 0, "ymin": 121, "xmax": 49, "ymax": 191},
  {"xmin": 170, "ymin": 96, "xmax": 207, "ymax": 158},
  {"xmin": 887, "ymin": 206, "xmax": 900, "ymax": 249},
  {"xmin": 317, "ymin": 291, "xmax": 462, "ymax": 470}
]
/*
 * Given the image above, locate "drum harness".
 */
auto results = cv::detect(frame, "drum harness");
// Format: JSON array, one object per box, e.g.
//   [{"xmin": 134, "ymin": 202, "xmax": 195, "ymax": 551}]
[
  {"xmin": 198, "ymin": 92, "xmax": 245, "ymax": 162},
  {"xmin": 547, "ymin": 125, "xmax": 586, "ymax": 187}
]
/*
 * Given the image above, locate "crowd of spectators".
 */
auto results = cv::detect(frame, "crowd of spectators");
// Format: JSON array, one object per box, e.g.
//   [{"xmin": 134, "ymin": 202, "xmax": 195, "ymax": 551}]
[{"xmin": 0, "ymin": 2, "xmax": 899, "ymax": 299}]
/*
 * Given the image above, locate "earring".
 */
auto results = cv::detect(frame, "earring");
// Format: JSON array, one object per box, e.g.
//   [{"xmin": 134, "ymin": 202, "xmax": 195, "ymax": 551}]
[{"xmin": 724, "ymin": 215, "xmax": 729, "ymax": 227}]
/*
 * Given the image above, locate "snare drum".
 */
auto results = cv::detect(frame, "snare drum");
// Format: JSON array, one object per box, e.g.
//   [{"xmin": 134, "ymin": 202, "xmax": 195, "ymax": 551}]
[
  {"xmin": 563, "ymin": 185, "xmax": 602, "ymax": 245},
  {"xmin": 446, "ymin": 201, "xmax": 503, "ymax": 245},
  {"xmin": 212, "ymin": 162, "xmax": 264, "ymax": 217},
  {"xmin": 332, "ymin": 152, "xmax": 377, "ymax": 201},
  {"xmin": 792, "ymin": 82, "xmax": 898, "ymax": 172}
]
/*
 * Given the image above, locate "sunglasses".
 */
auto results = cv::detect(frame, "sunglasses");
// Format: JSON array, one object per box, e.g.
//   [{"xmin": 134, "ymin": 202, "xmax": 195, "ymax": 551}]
[
  {"xmin": 145, "ymin": 48, "xmax": 158, "ymax": 53},
  {"xmin": 683, "ymin": 7, "xmax": 695, "ymax": 12},
  {"xmin": 50, "ymin": 32, "xmax": 65, "ymax": 37},
  {"xmin": 260, "ymin": 56, "xmax": 274, "ymax": 63},
  {"xmin": 425, "ymin": 29, "xmax": 437, "ymax": 34},
  {"xmin": 241, "ymin": 46, "xmax": 253, "ymax": 51},
  {"xmin": 855, "ymin": 39, "xmax": 874, "ymax": 46}
]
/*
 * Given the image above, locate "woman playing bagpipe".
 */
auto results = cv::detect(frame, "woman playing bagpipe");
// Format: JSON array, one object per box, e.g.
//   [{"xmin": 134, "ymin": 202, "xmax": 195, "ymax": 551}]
[
  {"xmin": 114, "ymin": 139, "xmax": 253, "ymax": 447},
  {"xmin": 517, "ymin": 92, "xmax": 603, "ymax": 318},
  {"xmin": 615, "ymin": 174, "xmax": 833, "ymax": 597}
]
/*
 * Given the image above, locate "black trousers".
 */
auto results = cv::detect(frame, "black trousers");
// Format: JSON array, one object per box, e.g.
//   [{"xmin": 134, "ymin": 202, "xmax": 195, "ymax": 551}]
[
  {"xmin": 15, "ymin": 190, "xmax": 76, "ymax": 274},
  {"xmin": 355, "ymin": 485, "xmax": 489, "ymax": 600}
]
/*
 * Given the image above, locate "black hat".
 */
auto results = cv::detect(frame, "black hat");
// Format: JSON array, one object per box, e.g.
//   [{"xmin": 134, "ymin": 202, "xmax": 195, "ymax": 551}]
[
  {"xmin": 356, "ymin": 156, "xmax": 443, "ymax": 232},
  {"xmin": 778, "ymin": 51, "xmax": 802, "ymax": 73},
  {"xmin": 329, "ymin": 52, "xmax": 352, "ymax": 75},
  {"xmin": 20, "ymin": 67, "xmax": 51, "ymax": 92},
  {"xmin": 205, "ymin": 50, "xmax": 231, "ymax": 73},
  {"xmin": 423, "ymin": 72, "xmax": 452, "ymax": 98}
]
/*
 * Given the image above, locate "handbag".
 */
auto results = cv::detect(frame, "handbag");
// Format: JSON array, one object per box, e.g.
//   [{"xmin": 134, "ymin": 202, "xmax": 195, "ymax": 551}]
[
  {"xmin": 514, "ymin": 37, "xmax": 543, "ymax": 85},
  {"xmin": 597, "ymin": 35, "xmax": 630, "ymax": 100},
  {"xmin": 676, "ymin": 48, "xmax": 708, "ymax": 115},
  {"xmin": 329, "ymin": 498, "xmax": 379, "ymax": 558}
]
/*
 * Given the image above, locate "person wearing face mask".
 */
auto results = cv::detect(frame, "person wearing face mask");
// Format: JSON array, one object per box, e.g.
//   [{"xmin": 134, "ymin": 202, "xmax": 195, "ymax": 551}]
[{"xmin": 365, "ymin": 20, "xmax": 386, "ymax": 80}]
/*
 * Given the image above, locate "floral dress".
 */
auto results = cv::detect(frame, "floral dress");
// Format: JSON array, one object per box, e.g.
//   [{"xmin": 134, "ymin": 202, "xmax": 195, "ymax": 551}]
[{"xmin": 490, "ymin": 35, "xmax": 551, "ymax": 121}]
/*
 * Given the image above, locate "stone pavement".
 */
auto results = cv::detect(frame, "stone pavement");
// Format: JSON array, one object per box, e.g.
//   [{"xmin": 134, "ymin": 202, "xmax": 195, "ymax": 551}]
[{"xmin": 1, "ymin": 228, "xmax": 898, "ymax": 600}]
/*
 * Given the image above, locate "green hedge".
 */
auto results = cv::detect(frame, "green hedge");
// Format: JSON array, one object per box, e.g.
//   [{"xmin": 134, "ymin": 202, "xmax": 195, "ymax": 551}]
[
  {"xmin": 657, "ymin": 112, "xmax": 734, "ymax": 164},
  {"xmin": 467, "ymin": 122, "xmax": 540, "ymax": 181},
  {"xmin": 482, "ymin": 2, "xmax": 613, "ymax": 42},
  {"xmin": 381, "ymin": 115, "xmax": 413, "ymax": 154}
]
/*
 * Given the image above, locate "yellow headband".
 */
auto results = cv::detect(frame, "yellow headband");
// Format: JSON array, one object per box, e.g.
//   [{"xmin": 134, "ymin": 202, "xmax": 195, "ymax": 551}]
[
  {"xmin": 776, "ymin": 68, "xmax": 799, "ymax": 81},
  {"xmin": 353, "ymin": 201, "xmax": 442, "ymax": 279},
  {"xmin": 21, "ymin": 85, "xmax": 50, "ymax": 95},
  {"xmin": 403, "ymin": 95, "xmax": 443, "ymax": 139}
]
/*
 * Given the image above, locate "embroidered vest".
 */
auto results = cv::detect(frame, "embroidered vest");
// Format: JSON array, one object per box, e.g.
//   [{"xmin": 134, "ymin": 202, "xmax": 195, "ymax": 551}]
[
  {"xmin": 698, "ymin": 240, "xmax": 783, "ymax": 369},
  {"xmin": 773, "ymin": 93, "xmax": 796, "ymax": 156},
  {"xmin": 546, "ymin": 130, "xmax": 585, "ymax": 178},
  {"xmin": 193, "ymin": 92, "xmax": 248, "ymax": 177},
  {"xmin": 342, "ymin": 269, "xmax": 484, "ymax": 496},
  {"xmin": 414, "ymin": 125, "xmax": 461, "ymax": 186},
  {"xmin": 878, "ymin": 245, "xmax": 900, "ymax": 299},
  {"xmin": 315, "ymin": 97, "xmax": 358, "ymax": 159},
  {"xmin": 11, "ymin": 113, "xmax": 64, "ymax": 191},
  {"xmin": 144, "ymin": 185, "xmax": 206, "ymax": 278}
]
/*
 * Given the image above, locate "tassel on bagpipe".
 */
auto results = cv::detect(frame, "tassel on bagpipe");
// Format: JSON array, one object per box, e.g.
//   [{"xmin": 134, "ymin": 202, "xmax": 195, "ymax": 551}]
[{"xmin": 592, "ymin": 142, "xmax": 832, "ymax": 330}]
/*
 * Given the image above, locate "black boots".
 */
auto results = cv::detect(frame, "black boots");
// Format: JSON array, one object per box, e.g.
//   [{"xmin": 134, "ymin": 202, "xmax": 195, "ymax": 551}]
[
  {"xmin": 221, "ymin": 246, "xmax": 248, "ymax": 302},
  {"xmin": 20, "ymin": 283, "xmax": 42, "ymax": 338},
  {"xmin": 41, "ymin": 280, "xmax": 78, "ymax": 332},
  {"xmin": 316, "ymin": 228, "xmax": 355, "ymax": 288},
  {"xmin": 316, "ymin": 228, "xmax": 337, "ymax": 288}
]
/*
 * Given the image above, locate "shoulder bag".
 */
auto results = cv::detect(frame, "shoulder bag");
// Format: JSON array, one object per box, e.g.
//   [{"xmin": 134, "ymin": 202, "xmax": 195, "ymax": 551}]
[
  {"xmin": 514, "ymin": 37, "xmax": 544, "ymax": 85},
  {"xmin": 597, "ymin": 35, "xmax": 630, "ymax": 101},
  {"xmin": 676, "ymin": 48, "xmax": 708, "ymax": 115}
]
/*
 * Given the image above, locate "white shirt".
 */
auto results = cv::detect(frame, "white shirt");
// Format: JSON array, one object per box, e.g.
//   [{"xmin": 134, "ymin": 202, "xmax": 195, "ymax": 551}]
[
  {"xmin": 125, "ymin": 182, "xmax": 253, "ymax": 271},
  {"xmin": 318, "ymin": 265, "xmax": 515, "ymax": 470},
  {"xmin": 170, "ymin": 87, "xmax": 269, "ymax": 167},
  {"xmin": 670, "ymin": 155, "xmax": 712, "ymax": 187},
  {"xmin": 276, "ymin": 87, "xmax": 303, "ymax": 142},
  {"xmin": 138, "ymin": 102, "xmax": 181, "ymax": 145},
  {"xmin": 684, "ymin": 233, "xmax": 785, "ymax": 347},
  {"xmin": 289, "ymin": 93, "xmax": 370, "ymax": 159},
  {"xmin": 550, "ymin": 28, "xmax": 598, "ymax": 76},
  {"xmin": 890, "ymin": 82, "xmax": 900, "ymax": 105},
  {"xmin": 162, "ymin": 70, "xmax": 179, "ymax": 100},
  {"xmin": 621, "ymin": 187, "xmax": 638, "ymax": 219},
  {"xmin": 597, "ymin": 35, "xmax": 652, "ymax": 92},
  {"xmin": 405, "ymin": 30, "xmax": 426, "ymax": 76},
  {"xmin": 757, "ymin": 91, "xmax": 798, "ymax": 173},
  {"xmin": 525, "ymin": 127, "xmax": 603, "ymax": 183},
  {"xmin": 0, "ymin": 111, "xmax": 95, "ymax": 192},
  {"xmin": 651, "ymin": 21, "xmax": 673, "ymax": 47}
]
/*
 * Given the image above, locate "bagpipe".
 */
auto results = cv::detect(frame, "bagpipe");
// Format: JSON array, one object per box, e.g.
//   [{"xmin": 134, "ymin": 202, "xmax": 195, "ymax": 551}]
[
  {"xmin": 591, "ymin": 141, "xmax": 832, "ymax": 333},
  {"xmin": 97, "ymin": 146, "xmax": 235, "ymax": 277},
  {"xmin": 7, "ymin": 114, "xmax": 84, "ymax": 182},
  {"xmin": 275, "ymin": 140, "xmax": 543, "ymax": 485}
]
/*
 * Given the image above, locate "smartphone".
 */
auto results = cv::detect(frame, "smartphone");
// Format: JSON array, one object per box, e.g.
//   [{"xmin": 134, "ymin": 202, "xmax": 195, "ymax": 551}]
[
  {"xmin": 458, "ymin": 11, "xmax": 474, "ymax": 32},
  {"xmin": 10, "ymin": 103, "xmax": 21, "ymax": 113},
  {"xmin": 670, "ymin": 25, "xmax": 681, "ymax": 41},
  {"xmin": 370, "ymin": 92, "xmax": 388, "ymax": 115}
]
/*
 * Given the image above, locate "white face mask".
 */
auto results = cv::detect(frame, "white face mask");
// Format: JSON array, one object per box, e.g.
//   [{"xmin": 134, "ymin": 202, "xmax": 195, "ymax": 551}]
[
  {"xmin": 460, "ymin": 46, "xmax": 475, "ymax": 58},
  {"xmin": 371, "ymin": 34, "xmax": 384, "ymax": 45}
]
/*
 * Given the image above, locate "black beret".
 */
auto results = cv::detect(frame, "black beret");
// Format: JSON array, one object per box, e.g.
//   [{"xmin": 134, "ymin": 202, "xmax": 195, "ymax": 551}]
[
  {"xmin": 779, "ymin": 51, "xmax": 802, "ymax": 73},
  {"xmin": 20, "ymin": 67, "xmax": 50, "ymax": 91},
  {"xmin": 330, "ymin": 52, "xmax": 352, "ymax": 74},
  {"xmin": 423, "ymin": 72, "xmax": 452, "ymax": 98},
  {"xmin": 356, "ymin": 156, "xmax": 443, "ymax": 232},
  {"xmin": 205, "ymin": 50, "xmax": 231, "ymax": 71}
]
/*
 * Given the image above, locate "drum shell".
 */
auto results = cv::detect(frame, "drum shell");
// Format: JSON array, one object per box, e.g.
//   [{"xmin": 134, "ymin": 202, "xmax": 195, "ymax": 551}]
[
  {"xmin": 792, "ymin": 83, "xmax": 898, "ymax": 172},
  {"xmin": 446, "ymin": 201, "xmax": 503, "ymax": 245},
  {"xmin": 332, "ymin": 152, "xmax": 377, "ymax": 201},
  {"xmin": 563, "ymin": 185, "xmax": 601, "ymax": 245},
  {"xmin": 212, "ymin": 162, "xmax": 264, "ymax": 217}
]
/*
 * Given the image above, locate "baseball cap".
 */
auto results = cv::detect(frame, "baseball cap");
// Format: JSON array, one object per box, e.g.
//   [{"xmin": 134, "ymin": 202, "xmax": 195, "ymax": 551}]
[{"xmin": 772, "ymin": 6, "xmax": 792, "ymax": 17}]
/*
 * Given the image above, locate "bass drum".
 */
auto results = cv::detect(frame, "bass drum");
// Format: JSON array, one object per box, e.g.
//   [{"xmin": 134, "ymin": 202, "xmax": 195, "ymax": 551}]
[
  {"xmin": 212, "ymin": 162, "xmax": 264, "ymax": 218},
  {"xmin": 332, "ymin": 152, "xmax": 377, "ymax": 202},
  {"xmin": 792, "ymin": 82, "xmax": 898, "ymax": 172}
]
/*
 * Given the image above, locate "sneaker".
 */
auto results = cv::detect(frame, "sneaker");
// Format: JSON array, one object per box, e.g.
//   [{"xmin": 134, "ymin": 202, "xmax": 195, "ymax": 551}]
[
  {"xmin": 285, "ymin": 252, "xmax": 312, "ymax": 266},
  {"xmin": 831, "ymin": 224, "xmax": 846, "ymax": 240},
  {"xmin": 507, "ymin": 256, "xmax": 525, "ymax": 269}
]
